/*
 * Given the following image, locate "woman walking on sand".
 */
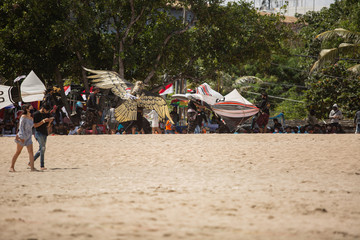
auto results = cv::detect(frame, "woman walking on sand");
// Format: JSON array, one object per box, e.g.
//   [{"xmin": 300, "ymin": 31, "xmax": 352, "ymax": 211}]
[{"xmin": 10, "ymin": 104, "xmax": 37, "ymax": 172}]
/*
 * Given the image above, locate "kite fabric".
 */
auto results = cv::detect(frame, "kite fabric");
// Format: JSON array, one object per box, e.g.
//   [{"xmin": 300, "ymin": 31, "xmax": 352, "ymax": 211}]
[
  {"xmin": 13, "ymin": 75, "xmax": 26, "ymax": 83},
  {"xmin": 0, "ymin": 85, "xmax": 17, "ymax": 110},
  {"xmin": 172, "ymin": 83, "xmax": 259, "ymax": 131},
  {"xmin": 0, "ymin": 70, "xmax": 45, "ymax": 110},
  {"xmin": 20, "ymin": 70, "xmax": 46, "ymax": 102},
  {"xmin": 84, "ymin": 67, "xmax": 173, "ymax": 124}
]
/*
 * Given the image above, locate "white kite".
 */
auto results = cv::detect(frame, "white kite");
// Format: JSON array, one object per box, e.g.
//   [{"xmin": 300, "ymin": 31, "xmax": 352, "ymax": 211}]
[
  {"xmin": 172, "ymin": 83, "xmax": 259, "ymax": 131},
  {"xmin": 0, "ymin": 71, "xmax": 46, "ymax": 109}
]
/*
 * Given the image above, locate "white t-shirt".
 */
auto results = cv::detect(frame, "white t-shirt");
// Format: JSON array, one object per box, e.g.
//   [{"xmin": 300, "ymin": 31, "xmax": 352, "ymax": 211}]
[
  {"xmin": 329, "ymin": 109, "xmax": 343, "ymax": 123},
  {"xmin": 147, "ymin": 110, "xmax": 159, "ymax": 128}
]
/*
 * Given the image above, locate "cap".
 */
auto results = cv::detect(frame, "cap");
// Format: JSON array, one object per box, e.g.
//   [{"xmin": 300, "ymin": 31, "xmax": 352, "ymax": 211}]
[{"xmin": 332, "ymin": 104, "xmax": 338, "ymax": 108}]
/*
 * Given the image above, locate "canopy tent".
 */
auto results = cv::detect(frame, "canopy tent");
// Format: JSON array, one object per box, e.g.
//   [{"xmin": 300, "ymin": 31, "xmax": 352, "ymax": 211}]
[{"xmin": 172, "ymin": 83, "xmax": 259, "ymax": 132}]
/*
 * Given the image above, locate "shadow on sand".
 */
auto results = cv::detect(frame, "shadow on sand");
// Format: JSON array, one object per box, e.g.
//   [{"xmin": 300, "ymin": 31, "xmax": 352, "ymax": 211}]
[{"xmin": 49, "ymin": 168, "xmax": 80, "ymax": 171}]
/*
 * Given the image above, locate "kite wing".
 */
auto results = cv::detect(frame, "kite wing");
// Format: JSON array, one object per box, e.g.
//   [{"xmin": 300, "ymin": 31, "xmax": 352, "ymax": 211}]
[
  {"xmin": 137, "ymin": 95, "xmax": 173, "ymax": 123},
  {"xmin": 115, "ymin": 99, "xmax": 137, "ymax": 123},
  {"xmin": 115, "ymin": 95, "xmax": 173, "ymax": 123},
  {"xmin": 173, "ymin": 84, "xmax": 259, "ymax": 131},
  {"xmin": 20, "ymin": 71, "xmax": 46, "ymax": 102},
  {"xmin": 0, "ymin": 85, "xmax": 20, "ymax": 109},
  {"xmin": 83, "ymin": 67, "xmax": 133, "ymax": 99},
  {"xmin": 212, "ymin": 89, "xmax": 258, "ymax": 131}
]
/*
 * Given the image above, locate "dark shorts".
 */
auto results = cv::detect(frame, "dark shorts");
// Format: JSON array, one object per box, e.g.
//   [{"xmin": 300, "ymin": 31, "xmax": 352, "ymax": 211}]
[{"xmin": 257, "ymin": 113, "xmax": 269, "ymax": 128}]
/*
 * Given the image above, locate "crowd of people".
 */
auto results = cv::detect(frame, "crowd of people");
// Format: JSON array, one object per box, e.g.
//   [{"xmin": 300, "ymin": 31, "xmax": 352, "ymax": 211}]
[
  {"xmin": 3, "ymin": 87, "xmax": 360, "ymax": 172},
  {"xmin": 1, "ymin": 89, "xmax": 360, "ymax": 137}
]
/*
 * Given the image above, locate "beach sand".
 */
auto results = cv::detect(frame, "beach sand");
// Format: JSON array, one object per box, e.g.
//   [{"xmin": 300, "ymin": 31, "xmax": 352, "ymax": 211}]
[{"xmin": 1, "ymin": 134, "xmax": 360, "ymax": 240}]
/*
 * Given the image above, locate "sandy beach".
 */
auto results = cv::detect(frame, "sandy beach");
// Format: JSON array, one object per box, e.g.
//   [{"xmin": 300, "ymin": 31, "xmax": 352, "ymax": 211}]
[{"xmin": 1, "ymin": 134, "xmax": 360, "ymax": 240}]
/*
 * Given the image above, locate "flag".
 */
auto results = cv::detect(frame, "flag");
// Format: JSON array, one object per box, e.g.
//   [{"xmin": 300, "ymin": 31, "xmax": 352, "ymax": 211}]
[
  {"xmin": 81, "ymin": 87, "xmax": 93, "ymax": 101},
  {"xmin": 159, "ymin": 83, "xmax": 173, "ymax": 96},
  {"xmin": 187, "ymin": 89, "xmax": 193, "ymax": 93},
  {"xmin": 14, "ymin": 75, "xmax": 26, "ymax": 83},
  {"xmin": 64, "ymin": 85, "xmax": 71, "ymax": 96}
]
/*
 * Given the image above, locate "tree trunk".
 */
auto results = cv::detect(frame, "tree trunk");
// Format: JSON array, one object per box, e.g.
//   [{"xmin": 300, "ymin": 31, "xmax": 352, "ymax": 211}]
[
  {"xmin": 76, "ymin": 51, "xmax": 90, "ymax": 96},
  {"xmin": 54, "ymin": 65, "xmax": 72, "ymax": 121},
  {"xmin": 118, "ymin": 41, "xmax": 125, "ymax": 78}
]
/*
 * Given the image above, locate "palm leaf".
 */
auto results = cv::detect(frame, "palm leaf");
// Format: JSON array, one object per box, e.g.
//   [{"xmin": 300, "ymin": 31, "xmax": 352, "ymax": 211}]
[
  {"xmin": 348, "ymin": 64, "xmax": 360, "ymax": 75},
  {"xmin": 338, "ymin": 43, "xmax": 360, "ymax": 55},
  {"xmin": 316, "ymin": 28, "xmax": 360, "ymax": 44},
  {"xmin": 310, "ymin": 48, "xmax": 338, "ymax": 74}
]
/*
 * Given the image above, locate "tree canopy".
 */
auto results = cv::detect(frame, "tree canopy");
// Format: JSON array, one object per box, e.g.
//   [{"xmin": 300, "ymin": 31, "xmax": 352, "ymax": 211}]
[{"xmin": 1, "ymin": 0, "xmax": 359, "ymax": 119}]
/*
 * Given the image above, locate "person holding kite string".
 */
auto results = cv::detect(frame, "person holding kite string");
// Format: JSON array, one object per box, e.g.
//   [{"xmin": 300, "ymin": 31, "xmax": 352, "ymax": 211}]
[{"xmin": 10, "ymin": 104, "xmax": 37, "ymax": 172}]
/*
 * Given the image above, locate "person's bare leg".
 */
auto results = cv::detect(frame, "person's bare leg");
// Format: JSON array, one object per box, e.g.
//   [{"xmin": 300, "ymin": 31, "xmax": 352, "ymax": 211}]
[
  {"xmin": 155, "ymin": 127, "xmax": 162, "ymax": 134},
  {"xmin": 92, "ymin": 124, "xmax": 97, "ymax": 135},
  {"xmin": 10, "ymin": 143, "xmax": 23, "ymax": 172},
  {"xmin": 26, "ymin": 144, "xmax": 37, "ymax": 171}
]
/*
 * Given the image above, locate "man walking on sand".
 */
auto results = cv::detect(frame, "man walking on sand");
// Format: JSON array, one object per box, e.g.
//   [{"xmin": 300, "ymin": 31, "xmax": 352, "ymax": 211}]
[{"xmin": 32, "ymin": 103, "xmax": 53, "ymax": 170}]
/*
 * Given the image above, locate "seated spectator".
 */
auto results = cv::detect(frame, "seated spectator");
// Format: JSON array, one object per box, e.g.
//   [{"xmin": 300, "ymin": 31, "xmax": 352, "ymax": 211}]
[
  {"xmin": 313, "ymin": 124, "xmax": 322, "ymax": 134},
  {"xmin": 292, "ymin": 127, "xmax": 298, "ymax": 133},
  {"xmin": 68, "ymin": 124, "xmax": 79, "ymax": 135},
  {"xmin": 273, "ymin": 119, "xmax": 283, "ymax": 132},
  {"xmin": 165, "ymin": 119, "xmax": 175, "ymax": 134},
  {"xmin": 284, "ymin": 126, "xmax": 292, "ymax": 133},
  {"xmin": 273, "ymin": 127, "xmax": 281, "ymax": 133},
  {"xmin": 307, "ymin": 109, "xmax": 318, "ymax": 126}
]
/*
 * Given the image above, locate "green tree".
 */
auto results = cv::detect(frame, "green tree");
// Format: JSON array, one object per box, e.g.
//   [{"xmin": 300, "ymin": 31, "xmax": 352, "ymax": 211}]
[
  {"xmin": 310, "ymin": 28, "xmax": 360, "ymax": 74},
  {"xmin": 295, "ymin": 0, "xmax": 360, "ymax": 118},
  {"xmin": 306, "ymin": 64, "xmax": 360, "ymax": 118}
]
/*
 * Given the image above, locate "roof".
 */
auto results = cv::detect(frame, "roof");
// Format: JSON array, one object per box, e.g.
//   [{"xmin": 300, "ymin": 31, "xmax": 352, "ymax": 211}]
[{"xmin": 259, "ymin": 11, "xmax": 298, "ymax": 24}]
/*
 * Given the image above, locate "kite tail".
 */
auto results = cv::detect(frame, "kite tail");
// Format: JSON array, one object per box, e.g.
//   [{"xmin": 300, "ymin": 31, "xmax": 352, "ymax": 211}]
[{"xmin": 164, "ymin": 106, "xmax": 174, "ymax": 124}]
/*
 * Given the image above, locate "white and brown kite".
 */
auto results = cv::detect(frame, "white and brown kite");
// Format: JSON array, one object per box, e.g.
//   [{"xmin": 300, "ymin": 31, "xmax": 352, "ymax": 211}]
[{"xmin": 84, "ymin": 67, "xmax": 173, "ymax": 123}]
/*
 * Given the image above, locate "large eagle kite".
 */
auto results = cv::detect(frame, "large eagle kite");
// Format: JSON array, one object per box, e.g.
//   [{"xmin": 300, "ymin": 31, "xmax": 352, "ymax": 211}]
[{"xmin": 84, "ymin": 67, "xmax": 173, "ymax": 124}]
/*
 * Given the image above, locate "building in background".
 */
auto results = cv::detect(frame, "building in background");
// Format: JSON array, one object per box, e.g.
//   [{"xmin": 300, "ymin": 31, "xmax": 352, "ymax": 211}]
[{"xmin": 225, "ymin": 0, "xmax": 336, "ymax": 16}]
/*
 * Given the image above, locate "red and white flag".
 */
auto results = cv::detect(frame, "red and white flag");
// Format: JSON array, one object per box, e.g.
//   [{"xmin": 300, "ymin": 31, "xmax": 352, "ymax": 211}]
[
  {"xmin": 64, "ymin": 85, "xmax": 71, "ymax": 96},
  {"xmin": 187, "ymin": 89, "xmax": 193, "ymax": 93},
  {"xmin": 159, "ymin": 83, "xmax": 173, "ymax": 96}
]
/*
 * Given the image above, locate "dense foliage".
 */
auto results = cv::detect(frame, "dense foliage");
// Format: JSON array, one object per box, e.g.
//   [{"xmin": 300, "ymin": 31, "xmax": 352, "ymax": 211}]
[
  {"xmin": 296, "ymin": 0, "xmax": 360, "ymax": 118},
  {"xmin": 0, "ymin": 0, "xmax": 359, "ymax": 119}
]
